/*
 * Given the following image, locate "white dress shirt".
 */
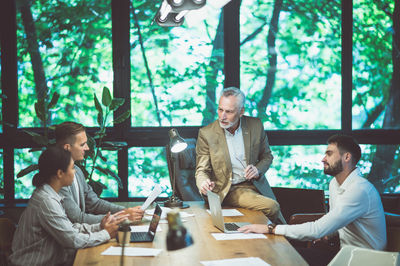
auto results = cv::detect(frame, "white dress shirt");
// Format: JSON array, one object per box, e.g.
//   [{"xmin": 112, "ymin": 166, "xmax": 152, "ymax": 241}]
[
  {"xmin": 274, "ymin": 168, "xmax": 387, "ymax": 250},
  {"xmin": 224, "ymin": 123, "xmax": 246, "ymax": 184}
]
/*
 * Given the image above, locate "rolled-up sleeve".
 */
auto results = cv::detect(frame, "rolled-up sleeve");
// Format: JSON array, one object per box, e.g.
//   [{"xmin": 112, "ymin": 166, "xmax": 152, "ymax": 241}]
[
  {"xmin": 275, "ymin": 187, "xmax": 368, "ymax": 240},
  {"xmin": 39, "ymin": 196, "xmax": 110, "ymax": 249}
]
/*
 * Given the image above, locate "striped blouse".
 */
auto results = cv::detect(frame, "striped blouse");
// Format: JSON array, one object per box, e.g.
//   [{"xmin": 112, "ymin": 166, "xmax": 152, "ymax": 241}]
[{"xmin": 9, "ymin": 184, "xmax": 110, "ymax": 266}]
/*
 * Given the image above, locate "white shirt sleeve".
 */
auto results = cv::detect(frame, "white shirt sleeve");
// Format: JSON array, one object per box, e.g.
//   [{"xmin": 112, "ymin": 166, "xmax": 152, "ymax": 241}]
[{"xmin": 274, "ymin": 183, "xmax": 369, "ymax": 240}]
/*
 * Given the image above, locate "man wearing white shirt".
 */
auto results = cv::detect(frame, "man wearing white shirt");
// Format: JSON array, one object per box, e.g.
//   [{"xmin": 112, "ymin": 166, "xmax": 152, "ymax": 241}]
[{"xmin": 239, "ymin": 134, "xmax": 387, "ymax": 265}]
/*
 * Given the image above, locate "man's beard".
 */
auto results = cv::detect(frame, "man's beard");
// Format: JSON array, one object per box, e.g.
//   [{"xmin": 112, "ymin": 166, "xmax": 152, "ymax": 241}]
[
  {"xmin": 324, "ymin": 159, "xmax": 343, "ymax": 176},
  {"xmin": 219, "ymin": 117, "xmax": 239, "ymax": 129}
]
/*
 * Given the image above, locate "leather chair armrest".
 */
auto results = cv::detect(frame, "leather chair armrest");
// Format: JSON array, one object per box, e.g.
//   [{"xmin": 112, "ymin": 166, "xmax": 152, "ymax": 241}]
[
  {"xmin": 385, "ymin": 212, "xmax": 400, "ymax": 227},
  {"xmin": 288, "ymin": 213, "xmax": 325, "ymax": 225}
]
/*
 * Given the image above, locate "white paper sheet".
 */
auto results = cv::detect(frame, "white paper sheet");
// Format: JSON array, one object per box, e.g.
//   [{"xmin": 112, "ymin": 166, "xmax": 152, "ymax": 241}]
[
  {"xmin": 200, "ymin": 257, "xmax": 270, "ymax": 266},
  {"xmin": 130, "ymin": 225, "xmax": 162, "ymax": 232},
  {"xmin": 206, "ymin": 209, "xmax": 244, "ymax": 216},
  {"xmin": 140, "ymin": 184, "xmax": 162, "ymax": 210},
  {"xmin": 145, "ymin": 207, "xmax": 195, "ymax": 220},
  {"xmin": 211, "ymin": 233, "xmax": 267, "ymax": 241},
  {"xmin": 101, "ymin": 246, "xmax": 162, "ymax": 257}
]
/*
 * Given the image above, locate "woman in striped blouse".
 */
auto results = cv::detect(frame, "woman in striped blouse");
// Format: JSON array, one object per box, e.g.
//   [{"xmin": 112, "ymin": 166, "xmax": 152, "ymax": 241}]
[{"xmin": 9, "ymin": 146, "xmax": 127, "ymax": 266}]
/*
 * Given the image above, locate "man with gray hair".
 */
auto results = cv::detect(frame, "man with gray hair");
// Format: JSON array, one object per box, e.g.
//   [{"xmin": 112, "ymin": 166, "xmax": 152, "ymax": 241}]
[{"xmin": 195, "ymin": 87, "xmax": 282, "ymax": 222}]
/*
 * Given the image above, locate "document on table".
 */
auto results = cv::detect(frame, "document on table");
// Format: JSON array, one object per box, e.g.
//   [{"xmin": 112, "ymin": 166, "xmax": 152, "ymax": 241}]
[
  {"xmin": 211, "ymin": 233, "xmax": 267, "ymax": 240},
  {"xmin": 101, "ymin": 246, "xmax": 162, "ymax": 257},
  {"xmin": 206, "ymin": 209, "xmax": 244, "ymax": 216},
  {"xmin": 200, "ymin": 257, "xmax": 271, "ymax": 266},
  {"xmin": 140, "ymin": 184, "xmax": 162, "ymax": 210},
  {"xmin": 130, "ymin": 225, "xmax": 162, "ymax": 232},
  {"xmin": 145, "ymin": 206, "xmax": 195, "ymax": 220}
]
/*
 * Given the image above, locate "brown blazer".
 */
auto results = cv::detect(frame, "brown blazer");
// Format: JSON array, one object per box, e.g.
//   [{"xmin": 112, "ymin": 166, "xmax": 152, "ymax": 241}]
[{"xmin": 195, "ymin": 116, "xmax": 276, "ymax": 203}]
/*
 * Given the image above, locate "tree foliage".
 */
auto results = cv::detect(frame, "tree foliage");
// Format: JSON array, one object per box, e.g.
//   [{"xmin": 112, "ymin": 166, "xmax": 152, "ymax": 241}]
[{"xmin": 14, "ymin": 0, "xmax": 400, "ymax": 197}]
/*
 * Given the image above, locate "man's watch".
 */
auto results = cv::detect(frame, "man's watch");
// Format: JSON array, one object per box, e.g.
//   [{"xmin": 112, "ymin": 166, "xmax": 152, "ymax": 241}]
[{"xmin": 267, "ymin": 223, "xmax": 276, "ymax": 234}]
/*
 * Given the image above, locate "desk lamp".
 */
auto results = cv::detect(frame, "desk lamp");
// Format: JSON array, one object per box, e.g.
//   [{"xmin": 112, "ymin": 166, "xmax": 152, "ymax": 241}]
[{"xmin": 164, "ymin": 129, "xmax": 189, "ymax": 209}]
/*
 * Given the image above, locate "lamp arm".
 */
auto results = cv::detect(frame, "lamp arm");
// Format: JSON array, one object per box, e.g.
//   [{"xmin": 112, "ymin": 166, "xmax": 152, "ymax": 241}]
[{"xmin": 171, "ymin": 153, "xmax": 178, "ymax": 197}]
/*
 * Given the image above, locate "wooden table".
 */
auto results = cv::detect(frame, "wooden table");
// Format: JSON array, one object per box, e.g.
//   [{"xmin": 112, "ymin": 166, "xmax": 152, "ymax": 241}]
[{"xmin": 73, "ymin": 202, "xmax": 307, "ymax": 266}]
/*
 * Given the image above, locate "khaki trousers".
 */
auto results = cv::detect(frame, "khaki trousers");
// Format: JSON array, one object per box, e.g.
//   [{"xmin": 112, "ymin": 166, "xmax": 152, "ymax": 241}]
[{"xmin": 222, "ymin": 181, "xmax": 280, "ymax": 222}]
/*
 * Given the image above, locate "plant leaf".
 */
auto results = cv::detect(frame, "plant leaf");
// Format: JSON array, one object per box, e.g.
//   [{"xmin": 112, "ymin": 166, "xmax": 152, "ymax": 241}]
[
  {"xmin": 29, "ymin": 147, "xmax": 46, "ymax": 152},
  {"xmin": 48, "ymin": 92, "xmax": 60, "ymax": 109},
  {"xmin": 94, "ymin": 93, "xmax": 103, "ymax": 116},
  {"xmin": 17, "ymin": 164, "xmax": 39, "ymax": 178},
  {"xmin": 23, "ymin": 130, "xmax": 41, "ymax": 137},
  {"xmin": 97, "ymin": 112, "xmax": 104, "ymax": 127},
  {"xmin": 33, "ymin": 135, "xmax": 49, "ymax": 146},
  {"xmin": 88, "ymin": 179, "xmax": 107, "ymax": 196},
  {"xmin": 34, "ymin": 100, "xmax": 46, "ymax": 122},
  {"xmin": 102, "ymin": 86, "xmax": 112, "ymax": 107},
  {"xmin": 103, "ymin": 141, "xmax": 127, "ymax": 148},
  {"xmin": 113, "ymin": 110, "xmax": 131, "ymax": 124},
  {"xmin": 109, "ymin": 98, "xmax": 125, "ymax": 112},
  {"xmin": 101, "ymin": 141, "xmax": 127, "ymax": 151},
  {"xmin": 98, "ymin": 152, "xmax": 108, "ymax": 162},
  {"xmin": 95, "ymin": 166, "xmax": 123, "ymax": 189}
]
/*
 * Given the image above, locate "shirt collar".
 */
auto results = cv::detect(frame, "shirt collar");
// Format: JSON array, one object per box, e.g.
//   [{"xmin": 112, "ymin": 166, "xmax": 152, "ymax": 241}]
[
  {"xmin": 334, "ymin": 167, "xmax": 359, "ymax": 195},
  {"xmin": 224, "ymin": 119, "xmax": 242, "ymax": 136},
  {"xmin": 42, "ymin": 183, "xmax": 64, "ymax": 202}
]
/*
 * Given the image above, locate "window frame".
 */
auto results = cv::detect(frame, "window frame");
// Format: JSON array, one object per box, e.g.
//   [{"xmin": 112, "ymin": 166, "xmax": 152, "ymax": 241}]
[{"xmin": 1, "ymin": 0, "xmax": 399, "ymax": 203}]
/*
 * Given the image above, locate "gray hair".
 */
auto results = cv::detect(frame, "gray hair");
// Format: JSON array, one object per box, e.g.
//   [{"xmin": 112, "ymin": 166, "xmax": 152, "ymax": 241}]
[{"xmin": 220, "ymin": 87, "xmax": 245, "ymax": 110}]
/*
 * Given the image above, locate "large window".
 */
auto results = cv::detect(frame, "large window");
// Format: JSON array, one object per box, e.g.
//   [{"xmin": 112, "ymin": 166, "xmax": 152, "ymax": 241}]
[
  {"xmin": 128, "ymin": 147, "xmax": 169, "ymax": 197},
  {"xmin": 1, "ymin": 0, "xmax": 399, "ymax": 202},
  {"xmin": 240, "ymin": 0, "xmax": 341, "ymax": 129},
  {"xmin": 17, "ymin": 0, "xmax": 112, "ymax": 128},
  {"xmin": 130, "ymin": 2, "xmax": 224, "ymax": 126},
  {"xmin": 352, "ymin": 0, "xmax": 395, "ymax": 130}
]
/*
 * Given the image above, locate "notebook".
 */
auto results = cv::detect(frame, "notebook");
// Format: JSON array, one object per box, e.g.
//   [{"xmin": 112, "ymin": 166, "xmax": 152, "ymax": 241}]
[
  {"xmin": 207, "ymin": 190, "xmax": 250, "ymax": 233},
  {"xmin": 130, "ymin": 204, "xmax": 162, "ymax": 242}
]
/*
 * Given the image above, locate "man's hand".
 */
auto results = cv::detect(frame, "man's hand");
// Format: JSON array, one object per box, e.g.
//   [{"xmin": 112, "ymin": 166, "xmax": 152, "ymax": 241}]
[
  {"xmin": 238, "ymin": 224, "xmax": 268, "ymax": 234},
  {"xmin": 102, "ymin": 213, "xmax": 129, "ymax": 238},
  {"xmin": 124, "ymin": 206, "xmax": 145, "ymax": 222},
  {"xmin": 200, "ymin": 179, "xmax": 215, "ymax": 195},
  {"xmin": 244, "ymin": 164, "xmax": 259, "ymax": 180},
  {"xmin": 100, "ymin": 210, "xmax": 127, "ymax": 229}
]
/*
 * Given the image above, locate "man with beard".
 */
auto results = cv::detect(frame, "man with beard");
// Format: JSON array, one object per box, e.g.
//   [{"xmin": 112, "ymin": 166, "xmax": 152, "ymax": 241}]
[
  {"xmin": 195, "ymin": 87, "xmax": 282, "ymax": 222},
  {"xmin": 238, "ymin": 134, "xmax": 387, "ymax": 265}
]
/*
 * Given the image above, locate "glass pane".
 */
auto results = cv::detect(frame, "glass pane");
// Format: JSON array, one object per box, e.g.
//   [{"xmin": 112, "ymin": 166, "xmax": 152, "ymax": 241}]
[
  {"xmin": 128, "ymin": 147, "xmax": 170, "ymax": 197},
  {"xmin": 269, "ymin": 145, "xmax": 330, "ymax": 191},
  {"xmin": 359, "ymin": 144, "xmax": 400, "ymax": 193},
  {"xmin": 15, "ymin": 148, "xmax": 118, "ymax": 199},
  {"xmin": 130, "ymin": 2, "xmax": 224, "ymax": 126},
  {"xmin": 240, "ymin": 0, "xmax": 341, "ymax": 129},
  {"xmin": 15, "ymin": 149, "xmax": 41, "ymax": 199},
  {"xmin": 352, "ymin": 0, "xmax": 397, "ymax": 129},
  {"xmin": 85, "ymin": 150, "xmax": 119, "ymax": 198},
  {"xmin": 17, "ymin": 0, "xmax": 112, "ymax": 128},
  {"xmin": 269, "ymin": 144, "xmax": 400, "ymax": 194}
]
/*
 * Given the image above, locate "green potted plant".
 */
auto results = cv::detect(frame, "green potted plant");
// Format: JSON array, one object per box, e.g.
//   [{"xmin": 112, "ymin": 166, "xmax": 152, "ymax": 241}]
[{"xmin": 17, "ymin": 87, "xmax": 130, "ymax": 196}]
